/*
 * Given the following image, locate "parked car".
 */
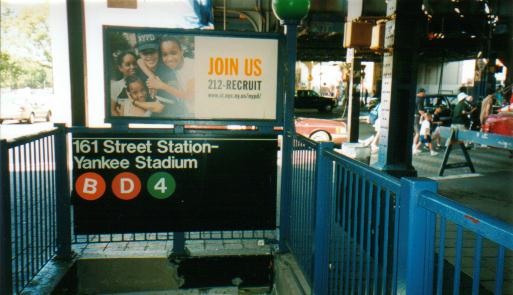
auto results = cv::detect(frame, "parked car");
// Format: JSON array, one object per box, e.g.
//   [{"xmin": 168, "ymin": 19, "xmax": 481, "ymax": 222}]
[
  {"xmin": 0, "ymin": 96, "xmax": 52, "ymax": 124},
  {"xmin": 295, "ymin": 117, "xmax": 348, "ymax": 145},
  {"xmin": 422, "ymin": 94, "xmax": 456, "ymax": 125},
  {"xmin": 482, "ymin": 111, "xmax": 513, "ymax": 137},
  {"xmin": 294, "ymin": 90, "xmax": 337, "ymax": 113}
]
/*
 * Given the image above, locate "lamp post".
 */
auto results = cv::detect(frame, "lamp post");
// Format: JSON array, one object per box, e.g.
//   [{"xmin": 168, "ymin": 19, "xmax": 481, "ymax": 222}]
[{"xmin": 272, "ymin": 0, "xmax": 310, "ymax": 252}]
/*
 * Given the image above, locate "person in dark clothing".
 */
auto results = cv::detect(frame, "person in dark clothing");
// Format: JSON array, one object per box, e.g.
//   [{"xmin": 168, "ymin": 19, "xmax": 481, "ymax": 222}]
[
  {"xmin": 413, "ymin": 88, "xmax": 426, "ymax": 150},
  {"xmin": 135, "ymin": 33, "xmax": 182, "ymax": 118},
  {"xmin": 451, "ymin": 93, "xmax": 476, "ymax": 130}
]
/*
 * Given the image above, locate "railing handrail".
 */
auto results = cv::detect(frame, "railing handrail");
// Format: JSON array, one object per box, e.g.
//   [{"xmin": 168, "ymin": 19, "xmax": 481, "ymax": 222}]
[
  {"xmin": 439, "ymin": 126, "xmax": 513, "ymax": 150},
  {"xmin": 5, "ymin": 126, "xmax": 59, "ymax": 148},
  {"xmin": 66, "ymin": 126, "xmax": 281, "ymax": 136},
  {"xmin": 1, "ymin": 123, "xmax": 71, "ymax": 294},
  {"xmin": 0, "ymin": 138, "xmax": 13, "ymax": 294},
  {"xmin": 290, "ymin": 135, "xmax": 512, "ymax": 295},
  {"xmin": 324, "ymin": 149, "xmax": 402, "ymax": 192},
  {"xmin": 418, "ymin": 190, "xmax": 513, "ymax": 250},
  {"xmin": 293, "ymin": 133, "xmax": 320, "ymax": 149}
]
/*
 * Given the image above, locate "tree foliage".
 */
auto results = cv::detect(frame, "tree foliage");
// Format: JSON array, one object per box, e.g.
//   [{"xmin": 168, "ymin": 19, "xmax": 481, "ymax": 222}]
[
  {"xmin": 0, "ymin": 52, "xmax": 23, "ymax": 88},
  {"xmin": 0, "ymin": 1, "xmax": 52, "ymax": 89}
]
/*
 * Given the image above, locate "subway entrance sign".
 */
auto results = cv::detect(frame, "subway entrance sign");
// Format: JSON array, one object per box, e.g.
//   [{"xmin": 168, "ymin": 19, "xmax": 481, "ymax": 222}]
[{"xmin": 71, "ymin": 132, "xmax": 278, "ymax": 234}]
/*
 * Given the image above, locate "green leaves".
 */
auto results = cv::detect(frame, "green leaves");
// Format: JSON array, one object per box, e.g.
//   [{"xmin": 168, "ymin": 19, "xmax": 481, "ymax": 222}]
[{"xmin": 1, "ymin": 1, "xmax": 52, "ymax": 89}]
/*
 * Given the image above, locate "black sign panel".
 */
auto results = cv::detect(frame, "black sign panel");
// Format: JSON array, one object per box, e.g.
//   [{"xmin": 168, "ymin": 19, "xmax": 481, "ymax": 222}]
[{"xmin": 72, "ymin": 132, "xmax": 277, "ymax": 234}]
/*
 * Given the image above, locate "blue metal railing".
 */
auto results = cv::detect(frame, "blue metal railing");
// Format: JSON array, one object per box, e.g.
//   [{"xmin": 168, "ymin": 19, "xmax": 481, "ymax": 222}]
[
  {"xmin": 287, "ymin": 134, "xmax": 513, "ymax": 295},
  {"xmin": 1, "ymin": 125, "xmax": 277, "ymax": 294},
  {"xmin": 417, "ymin": 191, "xmax": 513, "ymax": 295},
  {"xmin": 287, "ymin": 135, "xmax": 321, "ymax": 285},
  {"xmin": 2, "ymin": 127, "xmax": 511, "ymax": 295},
  {"xmin": 288, "ymin": 135, "xmax": 404, "ymax": 294},
  {"xmin": 324, "ymin": 149, "xmax": 402, "ymax": 295},
  {"xmin": 73, "ymin": 230, "xmax": 275, "ymax": 242},
  {"xmin": 288, "ymin": 134, "xmax": 404, "ymax": 294},
  {"xmin": 397, "ymin": 179, "xmax": 513, "ymax": 295},
  {"xmin": 0, "ymin": 125, "xmax": 71, "ymax": 295}
]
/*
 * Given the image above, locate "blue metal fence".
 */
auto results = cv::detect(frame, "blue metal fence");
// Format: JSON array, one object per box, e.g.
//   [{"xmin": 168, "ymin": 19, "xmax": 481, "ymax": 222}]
[
  {"xmin": 2, "ymin": 127, "xmax": 512, "ymax": 294},
  {"xmin": 287, "ymin": 135, "xmax": 322, "ymax": 285},
  {"xmin": 0, "ymin": 125, "xmax": 71, "ymax": 295},
  {"xmin": 409, "ymin": 190, "xmax": 513, "ymax": 295},
  {"xmin": 1, "ymin": 125, "xmax": 276, "ymax": 294},
  {"xmin": 324, "ymin": 149, "xmax": 402, "ymax": 295},
  {"xmin": 288, "ymin": 135, "xmax": 404, "ymax": 294},
  {"xmin": 72, "ymin": 230, "xmax": 276, "ymax": 244},
  {"xmin": 287, "ymin": 134, "xmax": 513, "ymax": 295}
]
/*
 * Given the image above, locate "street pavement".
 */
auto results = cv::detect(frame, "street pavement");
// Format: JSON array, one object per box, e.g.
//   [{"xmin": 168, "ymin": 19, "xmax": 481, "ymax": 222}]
[{"xmin": 0, "ymin": 121, "xmax": 55, "ymax": 140}]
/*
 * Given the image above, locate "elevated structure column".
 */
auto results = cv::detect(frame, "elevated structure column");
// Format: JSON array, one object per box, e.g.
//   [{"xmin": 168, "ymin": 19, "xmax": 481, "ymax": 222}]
[
  {"xmin": 347, "ymin": 50, "xmax": 361, "ymax": 142},
  {"xmin": 374, "ymin": 0, "xmax": 423, "ymax": 177},
  {"xmin": 508, "ymin": 14, "xmax": 513, "ymax": 88},
  {"xmin": 66, "ymin": 0, "xmax": 87, "ymax": 126},
  {"xmin": 345, "ymin": 0, "xmax": 363, "ymax": 142}
]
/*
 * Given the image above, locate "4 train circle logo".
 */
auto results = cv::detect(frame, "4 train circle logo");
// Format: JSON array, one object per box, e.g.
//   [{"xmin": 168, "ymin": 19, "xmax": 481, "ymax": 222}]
[{"xmin": 75, "ymin": 172, "xmax": 176, "ymax": 201}]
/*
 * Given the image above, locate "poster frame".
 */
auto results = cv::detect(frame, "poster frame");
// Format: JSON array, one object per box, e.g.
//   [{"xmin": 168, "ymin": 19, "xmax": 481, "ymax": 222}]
[{"xmin": 103, "ymin": 25, "xmax": 285, "ymax": 127}]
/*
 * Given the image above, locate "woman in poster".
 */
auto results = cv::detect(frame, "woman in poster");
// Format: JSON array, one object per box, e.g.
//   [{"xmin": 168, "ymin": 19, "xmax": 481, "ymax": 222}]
[{"xmin": 110, "ymin": 51, "xmax": 138, "ymax": 116}]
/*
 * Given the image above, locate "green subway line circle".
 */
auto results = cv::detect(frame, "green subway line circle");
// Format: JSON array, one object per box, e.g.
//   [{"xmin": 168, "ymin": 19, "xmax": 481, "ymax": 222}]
[{"xmin": 147, "ymin": 172, "xmax": 176, "ymax": 199}]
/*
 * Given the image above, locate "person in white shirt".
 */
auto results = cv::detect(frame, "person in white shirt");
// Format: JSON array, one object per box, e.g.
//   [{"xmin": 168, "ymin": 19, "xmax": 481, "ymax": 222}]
[{"xmin": 413, "ymin": 113, "xmax": 438, "ymax": 156}]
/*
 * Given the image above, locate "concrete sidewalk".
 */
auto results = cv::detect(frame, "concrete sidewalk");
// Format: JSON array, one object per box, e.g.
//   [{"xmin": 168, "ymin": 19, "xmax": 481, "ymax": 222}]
[
  {"xmin": 358, "ymin": 118, "xmax": 513, "ymax": 224},
  {"xmin": 413, "ymin": 147, "xmax": 513, "ymax": 224}
]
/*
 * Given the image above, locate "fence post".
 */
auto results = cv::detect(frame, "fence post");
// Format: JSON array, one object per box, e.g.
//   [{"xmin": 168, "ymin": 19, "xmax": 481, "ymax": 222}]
[
  {"xmin": 55, "ymin": 124, "xmax": 72, "ymax": 259},
  {"xmin": 397, "ymin": 177, "xmax": 437, "ymax": 295},
  {"xmin": 171, "ymin": 125, "xmax": 188, "ymax": 256},
  {"xmin": 279, "ymin": 133, "xmax": 293, "ymax": 251},
  {"xmin": 0, "ymin": 140, "xmax": 13, "ymax": 295},
  {"xmin": 312, "ymin": 141, "xmax": 334, "ymax": 295},
  {"xmin": 279, "ymin": 21, "xmax": 299, "ymax": 252}
]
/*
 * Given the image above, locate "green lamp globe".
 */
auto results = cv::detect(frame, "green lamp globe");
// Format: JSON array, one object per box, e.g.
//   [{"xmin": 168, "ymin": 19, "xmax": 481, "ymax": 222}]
[{"xmin": 272, "ymin": 0, "xmax": 310, "ymax": 22}]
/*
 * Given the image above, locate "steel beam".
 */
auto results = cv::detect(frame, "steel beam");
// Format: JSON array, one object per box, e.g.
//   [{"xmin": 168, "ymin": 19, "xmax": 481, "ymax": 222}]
[
  {"xmin": 279, "ymin": 21, "xmax": 299, "ymax": 252},
  {"xmin": 66, "ymin": 0, "xmax": 87, "ymax": 126},
  {"xmin": 374, "ymin": 0, "xmax": 423, "ymax": 177},
  {"xmin": 345, "ymin": 0, "xmax": 363, "ymax": 143}
]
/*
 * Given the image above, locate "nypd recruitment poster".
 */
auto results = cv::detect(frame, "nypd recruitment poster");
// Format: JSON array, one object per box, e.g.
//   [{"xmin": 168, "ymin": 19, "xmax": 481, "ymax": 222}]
[
  {"xmin": 105, "ymin": 26, "xmax": 280, "ymax": 122},
  {"xmin": 72, "ymin": 132, "xmax": 278, "ymax": 234}
]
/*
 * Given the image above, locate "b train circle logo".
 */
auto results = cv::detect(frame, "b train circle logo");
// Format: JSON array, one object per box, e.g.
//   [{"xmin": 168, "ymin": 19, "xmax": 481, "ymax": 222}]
[{"xmin": 75, "ymin": 172, "xmax": 176, "ymax": 201}]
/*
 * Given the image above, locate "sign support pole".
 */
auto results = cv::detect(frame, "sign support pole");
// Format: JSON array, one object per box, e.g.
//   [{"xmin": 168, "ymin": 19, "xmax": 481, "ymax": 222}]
[
  {"xmin": 172, "ymin": 124, "xmax": 188, "ymax": 256},
  {"xmin": 272, "ymin": 0, "xmax": 310, "ymax": 251},
  {"xmin": 279, "ymin": 20, "xmax": 298, "ymax": 251}
]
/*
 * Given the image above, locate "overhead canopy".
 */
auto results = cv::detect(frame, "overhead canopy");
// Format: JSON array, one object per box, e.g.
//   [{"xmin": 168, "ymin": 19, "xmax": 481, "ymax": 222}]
[{"xmin": 211, "ymin": 0, "xmax": 511, "ymax": 64}]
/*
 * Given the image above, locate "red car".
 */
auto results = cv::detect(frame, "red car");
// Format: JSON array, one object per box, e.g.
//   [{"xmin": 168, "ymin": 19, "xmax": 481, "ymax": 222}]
[
  {"xmin": 295, "ymin": 117, "xmax": 348, "ymax": 144},
  {"xmin": 482, "ymin": 110, "xmax": 513, "ymax": 137},
  {"xmin": 186, "ymin": 117, "xmax": 349, "ymax": 145}
]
